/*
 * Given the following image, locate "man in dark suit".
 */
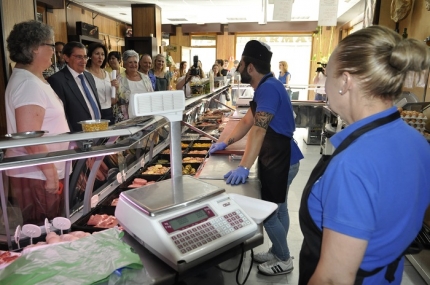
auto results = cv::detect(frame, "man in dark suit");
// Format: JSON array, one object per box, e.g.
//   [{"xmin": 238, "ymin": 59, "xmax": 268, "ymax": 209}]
[{"xmin": 48, "ymin": 41, "xmax": 102, "ymax": 132}]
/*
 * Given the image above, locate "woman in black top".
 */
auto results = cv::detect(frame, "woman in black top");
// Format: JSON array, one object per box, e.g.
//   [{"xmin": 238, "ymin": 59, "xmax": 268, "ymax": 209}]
[{"xmin": 149, "ymin": 54, "xmax": 172, "ymax": 91}]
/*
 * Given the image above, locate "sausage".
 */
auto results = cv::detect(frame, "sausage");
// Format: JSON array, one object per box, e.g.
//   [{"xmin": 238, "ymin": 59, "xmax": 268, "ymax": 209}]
[{"xmin": 133, "ymin": 178, "xmax": 147, "ymax": 185}]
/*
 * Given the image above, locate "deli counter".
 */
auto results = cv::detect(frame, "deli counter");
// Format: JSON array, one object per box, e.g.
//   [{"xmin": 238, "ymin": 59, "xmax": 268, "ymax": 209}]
[{"xmin": 0, "ymin": 86, "xmax": 268, "ymax": 284}]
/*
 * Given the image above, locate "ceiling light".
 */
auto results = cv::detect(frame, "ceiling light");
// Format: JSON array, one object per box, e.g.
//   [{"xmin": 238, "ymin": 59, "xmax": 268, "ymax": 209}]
[
  {"xmin": 227, "ymin": 17, "xmax": 247, "ymax": 21},
  {"xmin": 167, "ymin": 18, "xmax": 188, "ymax": 22}
]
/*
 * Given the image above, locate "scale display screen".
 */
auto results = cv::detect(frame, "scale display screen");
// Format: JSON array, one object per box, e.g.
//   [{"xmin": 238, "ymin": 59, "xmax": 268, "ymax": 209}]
[
  {"xmin": 162, "ymin": 206, "xmax": 215, "ymax": 233},
  {"xmin": 170, "ymin": 209, "xmax": 208, "ymax": 230}
]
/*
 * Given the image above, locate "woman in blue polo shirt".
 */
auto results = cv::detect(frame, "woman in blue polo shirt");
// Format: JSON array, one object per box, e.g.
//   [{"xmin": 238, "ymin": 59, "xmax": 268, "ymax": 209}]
[{"xmin": 299, "ymin": 25, "xmax": 430, "ymax": 285}]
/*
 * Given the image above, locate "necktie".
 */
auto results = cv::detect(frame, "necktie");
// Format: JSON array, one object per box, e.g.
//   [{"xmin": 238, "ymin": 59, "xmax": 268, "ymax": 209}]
[{"xmin": 78, "ymin": 74, "xmax": 100, "ymax": 119}]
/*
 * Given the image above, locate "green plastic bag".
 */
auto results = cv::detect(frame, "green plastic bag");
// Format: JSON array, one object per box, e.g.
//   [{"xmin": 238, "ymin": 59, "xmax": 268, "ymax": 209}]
[{"xmin": 0, "ymin": 228, "xmax": 143, "ymax": 285}]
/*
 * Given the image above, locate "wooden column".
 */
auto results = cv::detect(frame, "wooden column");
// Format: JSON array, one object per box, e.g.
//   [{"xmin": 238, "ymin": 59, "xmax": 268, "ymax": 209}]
[{"xmin": 131, "ymin": 4, "xmax": 162, "ymax": 49}]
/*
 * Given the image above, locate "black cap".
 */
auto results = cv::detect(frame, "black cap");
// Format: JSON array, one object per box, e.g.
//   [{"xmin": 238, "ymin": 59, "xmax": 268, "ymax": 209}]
[{"xmin": 242, "ymin": 40, "xmax": 272, "ymax": 62}]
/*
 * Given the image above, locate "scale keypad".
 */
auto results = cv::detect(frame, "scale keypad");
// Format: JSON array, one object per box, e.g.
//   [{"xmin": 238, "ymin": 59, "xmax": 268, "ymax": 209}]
[{"xmin": 170, "ymin": 210, "xmax": 251, "ymax": 254}]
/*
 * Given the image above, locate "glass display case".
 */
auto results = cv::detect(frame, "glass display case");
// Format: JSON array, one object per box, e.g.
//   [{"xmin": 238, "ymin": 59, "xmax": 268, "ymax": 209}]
[{"xmin": 0, "ymin": 87, "xmax": 229, "ymax": 250}]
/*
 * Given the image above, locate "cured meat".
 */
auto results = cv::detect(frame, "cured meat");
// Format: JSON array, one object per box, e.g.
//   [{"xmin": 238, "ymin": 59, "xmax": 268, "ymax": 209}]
[
  {"xmin": 69, "ymin": 231, "xmax": 88, "ymax": 238},
  {"xmin": 95, "ymin": 216, "xmax": 118, "ymax": 228},
  {"xmin": 87, "ymin": 214, "xmax": 108, "ymax": 226},
  {"xmin": 87, "ymin": 214, "xmax": 118, "ymax": 228},
  {"xmin": 133, "ymin": 178, "xmax": 147, "ymax": 185},
  {"xmin": 60, "ymin": 234, "xmax": 79, "ymax": 242},
  {"xmin": 0, "ymin": 251, "xmax": 19, "ymax": 267},
  {"xmin": 128, "ymin": 183, "xmax": 143, "ymax": 188},
  {"xmin": 47, "ymin": 235, "xmax": 61, "ymax": 244}
]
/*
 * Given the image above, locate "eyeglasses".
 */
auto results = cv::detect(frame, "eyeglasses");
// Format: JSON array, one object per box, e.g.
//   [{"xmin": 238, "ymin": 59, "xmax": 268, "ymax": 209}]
[
  {"xmin": 42, "ymin": 43, "xmax": 55, "ymax": 50},
  {"xmin": 71, "ymin": 54, "xmax": 89, "ymax": 60}
]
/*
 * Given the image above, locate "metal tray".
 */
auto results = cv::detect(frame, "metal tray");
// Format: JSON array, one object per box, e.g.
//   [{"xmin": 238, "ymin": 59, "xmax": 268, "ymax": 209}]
[{"xmin": 4, "ymin": 130, "xmax": 48, "ymax": 139}]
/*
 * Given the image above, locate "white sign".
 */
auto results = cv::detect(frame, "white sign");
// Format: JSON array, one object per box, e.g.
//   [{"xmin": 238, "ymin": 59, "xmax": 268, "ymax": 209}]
[
  {"xmin": 273, "ymin": 0, "xmax": 294, "ymax": 21},
  {"xmin": 318, "ymin": 0, "xmax": 339, "ymax": 27}
]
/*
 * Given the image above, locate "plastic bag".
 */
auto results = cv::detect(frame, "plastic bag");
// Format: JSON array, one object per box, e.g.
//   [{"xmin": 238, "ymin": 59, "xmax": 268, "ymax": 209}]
[
  {"xmin": 108, "ymin": 266, "xmax": 152, "ymax": 285},
  {"xmin": 0, "ymin": 228, "xmax": 143, "ymax": 285}
]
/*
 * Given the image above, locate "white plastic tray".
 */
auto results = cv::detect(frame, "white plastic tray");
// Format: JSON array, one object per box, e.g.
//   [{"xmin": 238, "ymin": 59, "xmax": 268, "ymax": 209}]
[{"xmin": 229, "ymin": 193, "xmax": 277, "ymax": 224}]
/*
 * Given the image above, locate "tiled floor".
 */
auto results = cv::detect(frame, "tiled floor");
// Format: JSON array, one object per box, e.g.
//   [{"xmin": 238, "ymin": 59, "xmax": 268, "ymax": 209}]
[{"xmin": 181, "ymin": 128, "xmax": 427, "ymax": 285}]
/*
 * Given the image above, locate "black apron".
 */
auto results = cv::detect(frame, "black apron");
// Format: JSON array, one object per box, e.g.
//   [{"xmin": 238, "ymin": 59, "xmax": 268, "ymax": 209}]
[
  {"xmin": 298, "ymin": 111, "xmax": 402, "ymax": 285},
  {"xmin": 250, "ymin": 74, "xmax": 292, "ymax": 203}
]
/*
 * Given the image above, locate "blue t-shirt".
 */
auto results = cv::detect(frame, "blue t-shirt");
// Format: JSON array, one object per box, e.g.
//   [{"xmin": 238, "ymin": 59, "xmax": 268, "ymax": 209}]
[
  {"xmin": 308, "ymin": 107, "xmax": 430, "ymax": 284},
  {"xmin": 290, "ymin": 139, "xmax": 304, "ymax": 165},
  {"xmin": 278, "ymin": 71, "xmax": 290, "ymax": 85},
  {"xmin": 254, "ymin": 74, "xmax": 295, "ymax": 138}
]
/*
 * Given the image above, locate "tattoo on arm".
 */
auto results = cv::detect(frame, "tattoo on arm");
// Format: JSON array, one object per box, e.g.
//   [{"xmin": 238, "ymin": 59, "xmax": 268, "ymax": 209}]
[
  {"xmin": 254, "ymin": 111, "xmax": 274, "ymax": 129},
  {"xmin": 227, "ymin": 138, "xmax": 236, "ymax": 145}
]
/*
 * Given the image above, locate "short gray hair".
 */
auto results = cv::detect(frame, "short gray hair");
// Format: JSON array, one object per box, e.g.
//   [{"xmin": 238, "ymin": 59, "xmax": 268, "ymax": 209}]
[
  {"xmin": 122, "ymin": 50, "xmax": 139, "ymax": 63},
  {"xmin": 7, "ymin": 20, "xmax": 53, "ymax": 64}
]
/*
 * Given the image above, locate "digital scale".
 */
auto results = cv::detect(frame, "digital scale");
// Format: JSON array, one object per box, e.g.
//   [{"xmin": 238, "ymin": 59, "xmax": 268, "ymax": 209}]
[
  {"xmin": 115, "ymin": 176, "xmax": 258, "ymax": 271},
  {"xmin": 117, "ymin": 90, "xmax": 260, "ymax": 272}
]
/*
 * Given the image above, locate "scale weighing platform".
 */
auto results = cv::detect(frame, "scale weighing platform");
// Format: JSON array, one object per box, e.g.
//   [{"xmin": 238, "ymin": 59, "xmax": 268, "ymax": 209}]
[{"xmin": 115, "ymin": 176, "xmax": 258, "ymax": 271}]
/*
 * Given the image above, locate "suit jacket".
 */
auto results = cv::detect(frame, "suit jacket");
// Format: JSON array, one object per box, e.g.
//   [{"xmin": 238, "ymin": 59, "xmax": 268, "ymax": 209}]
[{"xmin": 48, "ymin": 67, "xmax": 101, "ymax": 132}]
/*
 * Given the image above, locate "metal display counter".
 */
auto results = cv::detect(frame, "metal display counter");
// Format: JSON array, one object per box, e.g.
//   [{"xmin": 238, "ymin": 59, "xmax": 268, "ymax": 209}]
[
  {"xmin": 292, "ymin": 101, "xmax": 325, "ymax": 145},
  {"xmin": 320, "ymin": 106, "xmax": 341, "ymax": 155},
  {"xmin": 0, "ymin": 87, "xmax": 228, "ymax": 244},
  {"xmin": 407, "ymin": 252, "xmax": 430, "ymax": 284},
  {"xmin": 0, "ymin": 86, "xmax": 267, "ymax": 284}
]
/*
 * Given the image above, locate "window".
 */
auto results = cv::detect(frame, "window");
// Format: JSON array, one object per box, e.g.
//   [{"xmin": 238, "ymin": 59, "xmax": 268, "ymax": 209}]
[
  {"xmin": 236, "ymin": 35, "xmax": 312, "ymax": 99},
  {"xmin": 190, "ymin": 35, "xmax": 217, "ymax": 77}
]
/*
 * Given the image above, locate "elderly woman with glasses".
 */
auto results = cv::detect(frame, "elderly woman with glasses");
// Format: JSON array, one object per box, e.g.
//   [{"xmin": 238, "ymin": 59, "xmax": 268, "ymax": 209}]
[
  {"xmin": 114, "ymin": 49, "xmax": 154, "ymax": 122},
  {"xmin": 5, "ymin": 20, "xmax": 70, "ymax": 225}
]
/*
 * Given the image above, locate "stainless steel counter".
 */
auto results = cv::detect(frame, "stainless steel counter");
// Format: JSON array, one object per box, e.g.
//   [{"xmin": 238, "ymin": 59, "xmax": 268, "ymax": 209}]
[{"xmin": 407, "ymin": 251, "xmax": 430, "ymax": 284}]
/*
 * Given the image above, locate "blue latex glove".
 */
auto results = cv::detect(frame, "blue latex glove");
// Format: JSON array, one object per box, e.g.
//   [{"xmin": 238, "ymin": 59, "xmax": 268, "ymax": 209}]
[
  {"xmin": 209, "ymin": 142, "xmax": 227, "ymax": 154},
  {"xmin": 224, "ymin": 166, "xmax": 250, "ymax": 185}
]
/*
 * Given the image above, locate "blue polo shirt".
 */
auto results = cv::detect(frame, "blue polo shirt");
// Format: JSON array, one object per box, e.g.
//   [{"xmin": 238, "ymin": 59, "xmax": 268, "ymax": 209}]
[
  {"xmin": 291, "ymin": 139, "xmax": 304, "ymax": 165},
  {"xmin": 308, "ymin": 107, "xmax": 430, "ymax": 284},
  {"xmin": 254, "ymin": 74, "xmax": 295, "ymax": 138}
]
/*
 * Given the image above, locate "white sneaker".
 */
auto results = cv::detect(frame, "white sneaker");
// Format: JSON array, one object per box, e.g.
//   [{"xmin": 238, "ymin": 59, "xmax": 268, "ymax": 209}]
[
  {"xmin": 257, "ymin": 256, "xmax": 294, "ymax": 276},
  {"xmin": 254, "ymin": 248, "xmax": 276, "ymax": 263}
]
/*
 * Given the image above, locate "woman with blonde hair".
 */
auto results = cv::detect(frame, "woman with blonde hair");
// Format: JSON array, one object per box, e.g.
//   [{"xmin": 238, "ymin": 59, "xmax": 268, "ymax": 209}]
[
  {"xmin": 299, "ymin": 25, "xmax": 430, "ymax": 285},
  {"xmin": 278, "ymin": 61, "xmax": 291, "ymax": 85},
  {"xmin": 149, "ymin": 54, "xmax": 172, "ymax": 91}
]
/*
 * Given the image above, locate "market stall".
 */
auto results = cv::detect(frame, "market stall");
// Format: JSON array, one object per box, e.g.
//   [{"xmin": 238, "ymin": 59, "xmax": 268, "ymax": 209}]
[{"xmin": 0, "ymin": 85, "xmax": 273, "ymax": 284}]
